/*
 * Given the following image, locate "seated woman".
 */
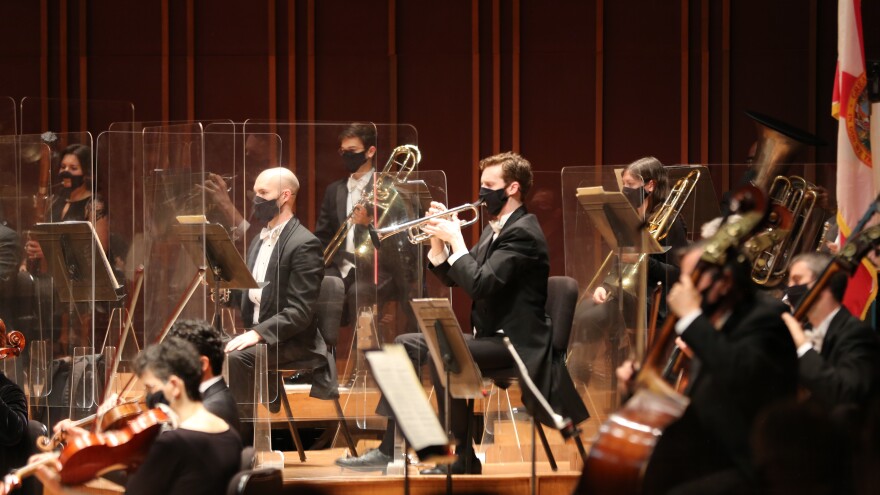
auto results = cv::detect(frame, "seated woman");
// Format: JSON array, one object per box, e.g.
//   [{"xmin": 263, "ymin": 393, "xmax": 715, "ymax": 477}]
[
  {"xmin": 35, "ymin": 338, "xmax": 243, "ymax": 495},
  {"xmin": 570, "ymin": 157, "xmax": 689, "ymax": 381}
]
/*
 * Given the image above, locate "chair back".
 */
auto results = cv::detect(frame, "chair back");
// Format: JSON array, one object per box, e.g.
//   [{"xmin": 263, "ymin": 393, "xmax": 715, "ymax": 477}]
[
  {"xmin": 545, "ymin": 276, "xmax": 579, "ymax": 353},
  {"xmin": 315, "ymin": 276, "xmax": 345, "ymax": 348},
  {"xmin": 226, "ymin": 468, "xmax": 282, "ymax": 495}
]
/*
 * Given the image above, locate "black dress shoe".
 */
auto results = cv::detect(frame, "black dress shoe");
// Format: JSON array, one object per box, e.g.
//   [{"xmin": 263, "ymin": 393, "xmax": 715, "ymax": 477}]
[
  {"xmin": 335, "ymin": 448, "xmax": 392, "ymax": 472},
  {"xmin": 420, "ymin": 457, "xmax": 482, "ymax": 475},
  {"xmin": 284, "ymin": 369, "xmax": 314, "ymax": 385}
]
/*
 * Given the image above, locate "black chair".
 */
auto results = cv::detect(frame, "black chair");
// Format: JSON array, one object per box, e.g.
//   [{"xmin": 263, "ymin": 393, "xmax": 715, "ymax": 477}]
[
  {"xmin": 480, "ymin": 276, "xmax": 587, "ymax": 469},
  {"xmin": 225, "ymin": 467, "xmax": 282, "ymax": 495},
  {"xmin": 277, "ymin": 276, "xmax": 358, "ymax": 461}
]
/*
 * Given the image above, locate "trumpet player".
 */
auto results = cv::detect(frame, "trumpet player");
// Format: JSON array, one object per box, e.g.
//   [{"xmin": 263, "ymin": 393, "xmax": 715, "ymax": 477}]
[{"xmin": 336, "ymin": 151, "xmax": 587, "ymax": 475}]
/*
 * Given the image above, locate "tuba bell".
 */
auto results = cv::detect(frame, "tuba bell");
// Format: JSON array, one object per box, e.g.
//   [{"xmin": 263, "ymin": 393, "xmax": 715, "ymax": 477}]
[{"xmin": 743, "ymin": 111, "xmax": 828, "ymax": 287}]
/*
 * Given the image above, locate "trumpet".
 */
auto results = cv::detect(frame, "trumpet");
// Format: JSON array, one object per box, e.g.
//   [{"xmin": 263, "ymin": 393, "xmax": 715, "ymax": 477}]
[{"xmin": 373, "ymin": 201, "xmax": 481, "ymax": 244}]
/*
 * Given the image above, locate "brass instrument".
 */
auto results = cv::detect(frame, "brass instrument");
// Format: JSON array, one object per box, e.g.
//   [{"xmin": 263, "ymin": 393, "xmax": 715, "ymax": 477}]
[
  {"xmin": 585, "ymin": 169, "xmax": 701, "ymax": 297},
  {"xmin": 744, "ymin": 112, "xmax": 828, "ymax": 287},
  {"xmin": 322, "ymin": 144, "xmax": 420, "ymax": 266},
  {"xmin": 750, "ymin": 175, "xmax": 826, "ymax": 286},
  {"xmin": 372, "ymin": 201, "xmax": 481, "ymax": 244}
]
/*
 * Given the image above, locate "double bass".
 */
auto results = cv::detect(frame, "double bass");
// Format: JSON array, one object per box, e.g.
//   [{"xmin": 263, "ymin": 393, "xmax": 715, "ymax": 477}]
[{"xmin": 577, "ymin": 185, "xmax": 787, "ymax": 494}]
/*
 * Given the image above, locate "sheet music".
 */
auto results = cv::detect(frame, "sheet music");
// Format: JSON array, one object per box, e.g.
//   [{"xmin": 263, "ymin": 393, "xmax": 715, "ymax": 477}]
[{"xmin": 366, "ymin": 345, "xmax": 448, "ymax": 452}]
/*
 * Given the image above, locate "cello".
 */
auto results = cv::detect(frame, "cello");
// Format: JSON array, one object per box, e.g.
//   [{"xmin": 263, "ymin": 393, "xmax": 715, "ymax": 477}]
[{"xmin": 577, "ymin": 185, "xmax": 787, "ymax": 494}]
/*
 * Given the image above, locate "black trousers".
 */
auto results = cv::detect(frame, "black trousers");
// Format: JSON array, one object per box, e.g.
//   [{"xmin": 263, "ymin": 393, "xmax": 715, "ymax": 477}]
[{"xmin": 377, "ymin": 332, "xmax": 515, "ymax": 448}]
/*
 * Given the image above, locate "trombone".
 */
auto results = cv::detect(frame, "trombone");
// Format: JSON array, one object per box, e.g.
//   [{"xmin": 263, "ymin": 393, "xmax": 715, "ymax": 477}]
[
  {"xmin": 322, "ymin": 144, "xmax": 421, "ymax": 266},
  {"xmin": 373, "ymin": 201, "xmax": 481, "ymax": 244}
]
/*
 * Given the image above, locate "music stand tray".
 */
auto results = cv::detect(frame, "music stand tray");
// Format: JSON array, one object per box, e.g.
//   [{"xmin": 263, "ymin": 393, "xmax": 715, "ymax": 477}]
[
  {"xmin": 410, "ymin": 298, "xmax": 484, "ymax": 400},
  {"xmin": 32, "ymin": 221, "xmax": 123, "ymax": 303},
  {"xmin": 174, "ymin": 217, "xmax": 260, "ymax": 290},
  {"xmin": 365, "ymin": 344, "xmax": 454, "ymax": 463},
  {"xmin": 576, "ymin": 187, "xmax": 667, "ymax": 255}
]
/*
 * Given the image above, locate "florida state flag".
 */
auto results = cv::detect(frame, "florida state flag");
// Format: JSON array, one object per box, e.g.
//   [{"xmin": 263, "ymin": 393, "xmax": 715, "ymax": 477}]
[{"xmin": 832, "ymin": 0, "xmax": 876, "ymax": 318}]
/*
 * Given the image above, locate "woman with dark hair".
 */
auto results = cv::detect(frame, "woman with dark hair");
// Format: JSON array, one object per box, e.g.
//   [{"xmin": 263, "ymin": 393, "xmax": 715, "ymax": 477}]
[
  {"xmin": 20, "ymin": 143, "xmax": 110, "ymax": 351},
  {"xmin": 571, "ymin": 157, "xmax": 689, "ymax": 380},
  {"xmin": 22, "ymin": 143, "xmax": 109, "ymax": 266},
  {"xmin": 35, "ymin": 338, "xmax": 243, "ymax": 495}
]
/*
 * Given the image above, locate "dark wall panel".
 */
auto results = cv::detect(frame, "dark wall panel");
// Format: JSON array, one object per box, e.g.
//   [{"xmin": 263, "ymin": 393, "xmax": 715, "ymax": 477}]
[
  {"xmin": 603, "ymin": 0, "xmax": 681, "ymax": 166},
  {"xmin": 520, "ymin": 0, "xmax": 596, "ymax": 171},
  {"xmin": 398, "ymin": 1, "xmax": 473, "ymax": 207}
]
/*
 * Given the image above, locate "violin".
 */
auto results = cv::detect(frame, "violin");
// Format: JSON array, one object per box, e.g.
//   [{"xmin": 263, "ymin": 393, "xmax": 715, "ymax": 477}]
[
  {"xmin": 0, "ymin": 319, "xmax": 26, "ymax": 360},
  {"xmin": 1, "ymin": 408, "xmax": 169, "ymax": 493}
]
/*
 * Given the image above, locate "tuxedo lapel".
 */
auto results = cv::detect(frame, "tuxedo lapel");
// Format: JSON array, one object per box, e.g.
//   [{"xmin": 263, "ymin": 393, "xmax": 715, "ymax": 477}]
[
  {"xmin": 475, "ymin": 228, "xmax": 494, "ymax": 265},
  {"xmin": 484, "ymin": 206, "xmax": 527, "ymax": 260},
  {"xmin": 335, "ymin": 182, "xmax": 348, "ymax": 224},
  {"xmin": 246, "ymin": 238, "xmax": 262, "ymax": 270}
]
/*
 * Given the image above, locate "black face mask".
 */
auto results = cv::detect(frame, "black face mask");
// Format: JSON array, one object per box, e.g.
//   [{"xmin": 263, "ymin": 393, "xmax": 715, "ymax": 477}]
[
  {"xmin": 479, "ymin": 186, "xmax": 509, "ymax": 216},
  {"xmin": 145, "ymin": 390, "xmax": 168, "ymax": 409},
  {"xmin": 622, "ymin": 186, "xmax": 646, "ymax": 209},
  {"xmin": 252, "ymin": 195, "xmax": 281, "ymax": 224},
  {"xmin": 59, "ymin": 171, "xmax": 86, "ymax": 190},
  {"xmin": 783, "ymin": 283, "xmax": 810, "ymax": 309},
  {"xmin": 341, "ymin": 150, "xmax": 368, "ymax": 173}
]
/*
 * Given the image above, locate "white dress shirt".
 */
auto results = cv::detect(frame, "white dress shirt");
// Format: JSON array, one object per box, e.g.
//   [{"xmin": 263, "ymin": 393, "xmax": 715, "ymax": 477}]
[
  {"xmin": 797, "ymin": 307, "xmax": 840, "ymax": 357},
  {"xmin": 340, "ymin": 171, "xmax": 374, "ymax": 278},
  {"xmin": 248, "ymin": 219, "xmax": 290, "ymax": 325}
]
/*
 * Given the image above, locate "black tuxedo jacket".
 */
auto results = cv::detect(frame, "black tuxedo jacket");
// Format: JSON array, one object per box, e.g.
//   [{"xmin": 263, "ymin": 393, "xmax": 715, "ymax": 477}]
[
  {"xmin": 0, "ymin": 225, "xmax": 20, "ymax": 324},
  {"xmin": 799, "ymin": 307, "xmax": 880, "ymax": 407},
  {"xmin": 241, "ymin": 216, "xmax": 335, "ymax": 398},
  {"xmin": 677, "ymin": 294, "xmax": 798, "ymax": 476},
  {"xmin": 314, "ymin": 178, "xmax": 348, "ymax": 250},
  {"xmin": 430, "ymin": 206, "xmax": 587, "ymax": 424},
  {"xmin": 202, "ymin": 378, "xmax": 241, "ymax": 435}
]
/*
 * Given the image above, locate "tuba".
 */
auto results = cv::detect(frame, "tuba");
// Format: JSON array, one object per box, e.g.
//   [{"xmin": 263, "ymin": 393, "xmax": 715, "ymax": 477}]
[
  {"xmin": 744, "ymin": 111, "xmax": 827, "ymax": 287},
  {"xmin": 322, "ymin": 144, "xmax": 420, "ymax": 267},
  {"xmin": 585, "ymin": 169, "xmax": 701, "ymax": 297}
]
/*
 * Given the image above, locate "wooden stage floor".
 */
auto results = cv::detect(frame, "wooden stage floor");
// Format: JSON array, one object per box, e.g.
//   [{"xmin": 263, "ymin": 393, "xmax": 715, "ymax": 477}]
[{"xmin": 278, "ymin": 448, "xmax": 582, "ymax": 495}]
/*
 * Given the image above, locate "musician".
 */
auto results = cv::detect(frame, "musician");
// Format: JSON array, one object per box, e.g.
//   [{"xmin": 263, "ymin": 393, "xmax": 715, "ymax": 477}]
[
  {"xmin": 336, "ymin": 151, "xmax": 588, "ymax": 475},
  {"xmin": 0, "ymin": 223, "xmax": 20, "ymax": 324},
  {"xmin": 22, "ymin": 144, "xmax": 109, "ymax": 262},
  {"xmin": 780, "ymin": 253, "xmax": 880, "ymax": 408},
  {"xmin": 20, "ymin": 143, "xmax": 108, "ymax": 352},
  {"xmin": 315, "ymin": 122, "xmax": 377, "ymax": 287},
  {"xmin": 631, "ymin": 244, "xmax": 798, "ymax": 493},
  {"xmin": 571, "ymin": 157, "xmax": 688, "ymax": 377},
  {"xmin": 314, "ymin": 123, "xmax": 421, "ymax": 350},
  {"xmin": 168, "ymin": 319, "xmax": 241, "ymax": 434},
  {"xmin": 224, "ymin": 167, "xmax": 336, "ymax": 421},
  {"xmin": 0, "ymin": 371, "xmax": 34, "ymax": 495},
  {"xmin": 35, "ymin": 338, "xmax": 242, "ymax": 495}
]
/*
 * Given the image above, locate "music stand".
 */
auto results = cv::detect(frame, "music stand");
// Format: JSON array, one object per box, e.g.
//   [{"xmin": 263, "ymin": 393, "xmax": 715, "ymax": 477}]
[
  {"xmin": 365, "ymin": 345, "xmax": 455, "ymax": 493},
  {"xmin": 32, "ymin": 221, "xmax": 123, "ymax": 304},
  {"xmin": 576, "ymin": 187, "xmax": 666, "ymax": 403},
  {"xmin": 174, "ymin": 216, "xmax": 261, "ymax": 336},
  {"xmin": 410, "ymin": 298, "xmax": 483, "ymax": 490}
]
